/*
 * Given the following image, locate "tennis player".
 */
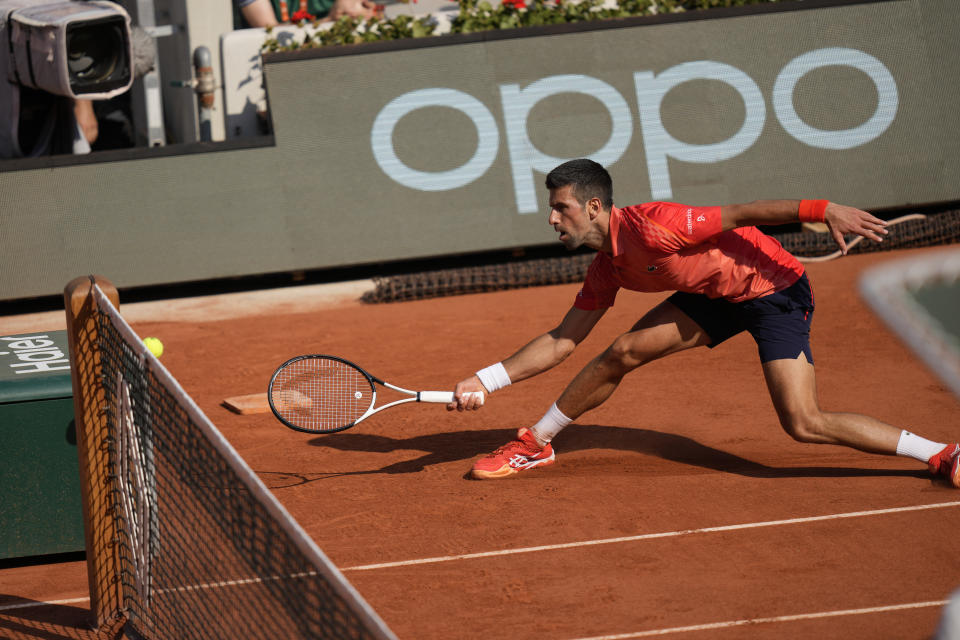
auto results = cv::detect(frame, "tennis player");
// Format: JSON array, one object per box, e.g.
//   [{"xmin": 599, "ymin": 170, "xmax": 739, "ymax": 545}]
[{"xmin": 448, "ymin": 158, "xmax": 960, "ymax": 486}]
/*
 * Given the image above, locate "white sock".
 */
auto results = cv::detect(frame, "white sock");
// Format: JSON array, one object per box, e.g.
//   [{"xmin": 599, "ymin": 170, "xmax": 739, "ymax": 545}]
[
  {"xmin": 895, "ymin": 430, "xmax": 945, "ymax": 463},
  {"xmin": 529, "ymin": 403, "xmax": 572, "ymax": 446}
]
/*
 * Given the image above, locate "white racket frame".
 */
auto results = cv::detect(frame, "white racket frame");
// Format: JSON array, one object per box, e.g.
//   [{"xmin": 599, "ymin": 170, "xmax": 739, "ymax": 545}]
[{"xmin": 269, "ymin": 354, "xmax": 481, "ymax": 433}]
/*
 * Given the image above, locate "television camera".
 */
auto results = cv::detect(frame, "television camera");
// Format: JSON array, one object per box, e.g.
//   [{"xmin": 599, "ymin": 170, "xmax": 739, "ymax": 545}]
[{"xmin": 0, "ymin": 0, "xmax": 134, "ymax": 157}]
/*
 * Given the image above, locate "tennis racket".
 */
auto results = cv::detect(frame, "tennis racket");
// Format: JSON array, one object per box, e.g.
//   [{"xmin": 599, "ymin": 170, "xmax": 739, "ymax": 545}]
[
  {"xmin": 268, "ymin": 354, "xmax": 482, "ymax": 433},
  {"xmin": 795, "ymin": 213, "xmax": 927, "ymax": 263}
]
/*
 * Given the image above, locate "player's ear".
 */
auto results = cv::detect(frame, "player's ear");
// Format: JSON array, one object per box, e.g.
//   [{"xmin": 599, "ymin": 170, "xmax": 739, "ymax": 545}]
[{"xmin": 586, "ymin": 197, "xmax": 602, "ymax": 220}]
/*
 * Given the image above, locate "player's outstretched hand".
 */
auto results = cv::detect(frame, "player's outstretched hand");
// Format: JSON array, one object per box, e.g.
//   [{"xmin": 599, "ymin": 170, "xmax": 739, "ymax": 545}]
[
  {"xmin": 447, "ymin": 376, "xmax": 487, "ymax": 412},
  {"xmin": 825, "ymin": 202, "xmax": 889, "ymax": 255}
]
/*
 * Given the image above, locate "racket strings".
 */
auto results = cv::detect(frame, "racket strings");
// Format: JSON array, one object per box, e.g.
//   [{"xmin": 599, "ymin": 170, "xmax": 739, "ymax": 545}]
[{"xmin": 272, "ymin": 358, "xmax": 372, "ymax": 431}]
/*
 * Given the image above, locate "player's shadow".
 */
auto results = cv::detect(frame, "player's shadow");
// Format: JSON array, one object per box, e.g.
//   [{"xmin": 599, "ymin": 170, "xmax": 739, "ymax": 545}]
[{"xmin": 278, "ymin": 424, "xmax": 928, "ymax": 483}]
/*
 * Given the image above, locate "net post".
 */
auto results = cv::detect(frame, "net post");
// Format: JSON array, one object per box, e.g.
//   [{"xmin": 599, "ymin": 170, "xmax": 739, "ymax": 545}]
[{"xmin": 63, "ymin": 275, "xmax": 124, "ymax": 631}]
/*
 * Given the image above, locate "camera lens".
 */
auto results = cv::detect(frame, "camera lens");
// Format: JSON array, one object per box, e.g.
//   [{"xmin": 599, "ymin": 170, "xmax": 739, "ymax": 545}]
[{"xmin": 66, "ymin": 19, "xmax": 130, "ymax": 92}]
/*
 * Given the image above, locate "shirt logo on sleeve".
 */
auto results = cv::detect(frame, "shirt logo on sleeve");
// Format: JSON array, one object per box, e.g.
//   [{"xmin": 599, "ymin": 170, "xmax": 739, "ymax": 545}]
[{"xmin": 685, "ymin": 208, "xmax": 693, "ymax": 235}]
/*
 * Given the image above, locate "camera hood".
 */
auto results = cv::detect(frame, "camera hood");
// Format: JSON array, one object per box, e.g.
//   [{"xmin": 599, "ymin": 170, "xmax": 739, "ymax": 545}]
[{"xmin": 3, "ymin": 0, "xmax": 133, "ymax": 99}]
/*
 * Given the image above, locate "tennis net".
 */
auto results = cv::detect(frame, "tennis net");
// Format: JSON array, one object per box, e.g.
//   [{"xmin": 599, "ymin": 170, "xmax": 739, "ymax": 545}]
[
  {"xmin": 361, "ymin": 208, "xmax": 960, "ymax": 303},
  {"xmin": 64, "ymin": 276, "xmax": 395, "ymax": 640}
]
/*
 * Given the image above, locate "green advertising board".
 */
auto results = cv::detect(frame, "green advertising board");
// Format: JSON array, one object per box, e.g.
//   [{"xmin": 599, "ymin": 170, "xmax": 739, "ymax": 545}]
[{"xmin": 0, "ymin": 0, "xmax": 958, "ymax": 302}]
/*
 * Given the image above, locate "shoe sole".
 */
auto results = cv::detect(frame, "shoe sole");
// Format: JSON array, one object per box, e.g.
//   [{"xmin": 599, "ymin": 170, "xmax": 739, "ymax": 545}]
[{"xmin": 470, "ymin": 456, "xmax": 555, "ymax": 480}]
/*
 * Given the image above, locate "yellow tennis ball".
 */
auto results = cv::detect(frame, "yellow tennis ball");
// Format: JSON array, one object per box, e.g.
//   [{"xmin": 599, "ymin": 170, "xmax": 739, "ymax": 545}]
[{"xmin": 143, "ymin": 337, "xmax": 164, "ymax": 358}]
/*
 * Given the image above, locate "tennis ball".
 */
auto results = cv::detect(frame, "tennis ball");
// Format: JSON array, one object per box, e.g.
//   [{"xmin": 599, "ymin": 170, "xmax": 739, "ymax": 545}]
[{"xmin": 143, "ymin": 337, "xmax": 164, "ymax": 358}]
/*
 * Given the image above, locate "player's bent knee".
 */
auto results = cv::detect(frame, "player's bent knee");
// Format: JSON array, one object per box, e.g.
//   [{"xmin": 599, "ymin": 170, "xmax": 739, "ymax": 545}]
[
  {"xmin": 604, "ymin": 334, "xmax": 650, "ymax": 370},
  {"xmin": 778, "ymin": 411, "xmax": 826, "ymax": 443}
]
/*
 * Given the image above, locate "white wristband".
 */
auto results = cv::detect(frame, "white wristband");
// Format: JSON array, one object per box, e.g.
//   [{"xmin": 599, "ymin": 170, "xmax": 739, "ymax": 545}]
[{"xmin": 475, "ymin": 362, "xmax": 511, "ymax": 393}]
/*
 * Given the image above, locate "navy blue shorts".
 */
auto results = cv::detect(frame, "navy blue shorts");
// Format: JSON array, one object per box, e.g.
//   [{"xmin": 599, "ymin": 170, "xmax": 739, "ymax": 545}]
[{"xmin": 667, "ymin": 273, "xmax": 815, "ymax": 364}]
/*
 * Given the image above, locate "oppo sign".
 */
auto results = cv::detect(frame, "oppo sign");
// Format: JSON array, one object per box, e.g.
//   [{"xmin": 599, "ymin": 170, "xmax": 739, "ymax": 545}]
[{"xmin": 370, "ymin": 47, "xmax": 898, "ymax": 213}]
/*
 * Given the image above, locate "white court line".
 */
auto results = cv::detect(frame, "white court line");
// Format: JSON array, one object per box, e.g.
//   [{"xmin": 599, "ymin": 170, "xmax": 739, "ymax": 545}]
[
  {"xmin": 566, "ymin": 600, "xmax": 948, "ymax": 639},
  {"xmin": 341, "ymin": 501, "xmax": 960, "ymax": 571},
  {"xmin": 4, "ymin": 501, "xmax": 958, "ymax": 616},
  {"xmin": 0, "ymin": 596, "xmax": 89, "ymax": 612},
  {"xmin": 0, "ymin": 571, "xmax": 323, "ymax": 613},
  {"xmin": 2, "ymin": 597, "xmax": 946, "ymax": 640}
]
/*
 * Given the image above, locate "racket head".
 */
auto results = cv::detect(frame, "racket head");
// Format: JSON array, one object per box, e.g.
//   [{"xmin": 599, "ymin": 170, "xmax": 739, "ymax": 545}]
[{"xmin": 268, "ymin": 355, "xmax": 376, "ymax": 433}]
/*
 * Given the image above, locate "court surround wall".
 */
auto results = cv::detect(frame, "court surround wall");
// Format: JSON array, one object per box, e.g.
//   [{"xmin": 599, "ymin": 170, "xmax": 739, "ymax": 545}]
[{"xmin": 1, "ymin": 0, "xmax": 958, "ymax": 302}]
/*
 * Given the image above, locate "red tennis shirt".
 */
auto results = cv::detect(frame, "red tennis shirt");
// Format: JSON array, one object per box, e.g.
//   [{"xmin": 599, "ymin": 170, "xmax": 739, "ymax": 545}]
[{"xmin": 574, "ymin": 202, "xmax": 805, "ymax": 310}]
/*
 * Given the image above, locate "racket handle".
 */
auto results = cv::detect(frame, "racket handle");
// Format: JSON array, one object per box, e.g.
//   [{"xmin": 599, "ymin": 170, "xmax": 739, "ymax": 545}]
[
  {"xmin": 418, "ymin": 391, "xmax": 484, "ymax": 404},
  {"xmin": 419, "ymin": 391, "xmax": 456, "ymax": 403}
]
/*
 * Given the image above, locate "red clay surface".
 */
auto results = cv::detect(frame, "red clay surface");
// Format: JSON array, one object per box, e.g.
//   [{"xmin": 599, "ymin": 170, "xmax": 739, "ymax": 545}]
[{"xmin": 2, "ymin": 246, "xmax": 960, "ymax": 639}]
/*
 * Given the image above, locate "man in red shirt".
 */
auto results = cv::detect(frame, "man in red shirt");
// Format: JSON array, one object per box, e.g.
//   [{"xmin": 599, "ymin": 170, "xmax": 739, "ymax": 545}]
[{"xmin": 449, "ymin": 159, "xmax": 959, "ymax": 487}]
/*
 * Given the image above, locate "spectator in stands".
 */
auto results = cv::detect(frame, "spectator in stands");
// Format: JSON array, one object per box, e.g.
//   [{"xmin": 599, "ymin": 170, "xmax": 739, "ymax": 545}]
[
  {"xmin": 77, "ymin": 25, "xmax": 157, "ymax": 152},
  {"xmin": 73, "ymin": 99, "xmax": 99, "ymax": 150},
  {"xmin": 236, "ymin": 0, "xmax": 379, "ymax": 27}
]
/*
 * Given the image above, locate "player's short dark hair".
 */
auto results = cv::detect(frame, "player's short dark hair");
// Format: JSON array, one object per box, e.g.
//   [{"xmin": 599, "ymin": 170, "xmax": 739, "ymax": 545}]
[{"xmin": 545, "ymin": 159, "xmax": 613, "ymax": 209}]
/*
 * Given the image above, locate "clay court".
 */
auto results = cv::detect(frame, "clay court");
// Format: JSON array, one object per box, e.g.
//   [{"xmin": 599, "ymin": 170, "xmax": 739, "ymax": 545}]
[{"xmin": 2, "ymin": 246, "xmax": 959, "ymax": 639}]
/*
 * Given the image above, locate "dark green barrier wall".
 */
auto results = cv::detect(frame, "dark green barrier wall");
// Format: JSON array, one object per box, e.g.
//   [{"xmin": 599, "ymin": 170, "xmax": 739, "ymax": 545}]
[
  {"xmin": 1, "ymin": 0, "xmax": 958, "ymax": 301},
  {"xmin": 0, "ymin": 331, "xmax": 83, "ymax": 559}
]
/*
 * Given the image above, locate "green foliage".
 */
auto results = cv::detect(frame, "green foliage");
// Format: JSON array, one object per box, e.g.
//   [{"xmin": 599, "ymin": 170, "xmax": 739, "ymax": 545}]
[
  {"xmin": 261, "ymin": 0, "xmax": 779, "ymax": 52},
  {"xmin": 262, "ymin": 13, "xmax": 437, "ymax": 51}
]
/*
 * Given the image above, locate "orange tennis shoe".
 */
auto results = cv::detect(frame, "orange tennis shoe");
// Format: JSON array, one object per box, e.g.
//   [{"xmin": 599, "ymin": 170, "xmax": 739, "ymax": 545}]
[
  {"xmin": 470, "ymin": 428, "xmax": 555, "ymax": 479},
  {"xmin": 928, "ymin": 443, "xmax": 960, "ymax": 488}
]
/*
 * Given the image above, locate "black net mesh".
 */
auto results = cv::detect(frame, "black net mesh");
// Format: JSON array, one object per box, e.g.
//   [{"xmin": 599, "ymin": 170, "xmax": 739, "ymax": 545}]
[
  {"xmin": 86, "ymin": 287, "xmax": 392, "ymax": 640},
  {"xmin": 361, "ymin": 209, "xmax": 960, "ymax": 303}
]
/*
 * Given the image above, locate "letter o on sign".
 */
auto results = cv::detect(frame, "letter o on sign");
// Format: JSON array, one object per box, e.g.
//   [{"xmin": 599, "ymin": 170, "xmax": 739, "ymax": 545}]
[
  {"xmin": 371, "ymin": 88, "xmax": 499, "ymax": 191},
  {"xmin": 773, "ymin": 47, "xmax": 898, "ymax": 150}
]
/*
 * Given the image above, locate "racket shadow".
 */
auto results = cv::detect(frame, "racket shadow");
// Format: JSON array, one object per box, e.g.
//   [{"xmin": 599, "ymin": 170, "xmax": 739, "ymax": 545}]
[
  {"xmin": 294, "ymin": 424, "xmax": 928, "ymax": 481},
  {"xmin": 301, "ymin": 428, "xmax": 518, "ymax": 475},
  {"xmin": 257, "ymin": 429, "xmax": 518, "ymax": 486}
]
